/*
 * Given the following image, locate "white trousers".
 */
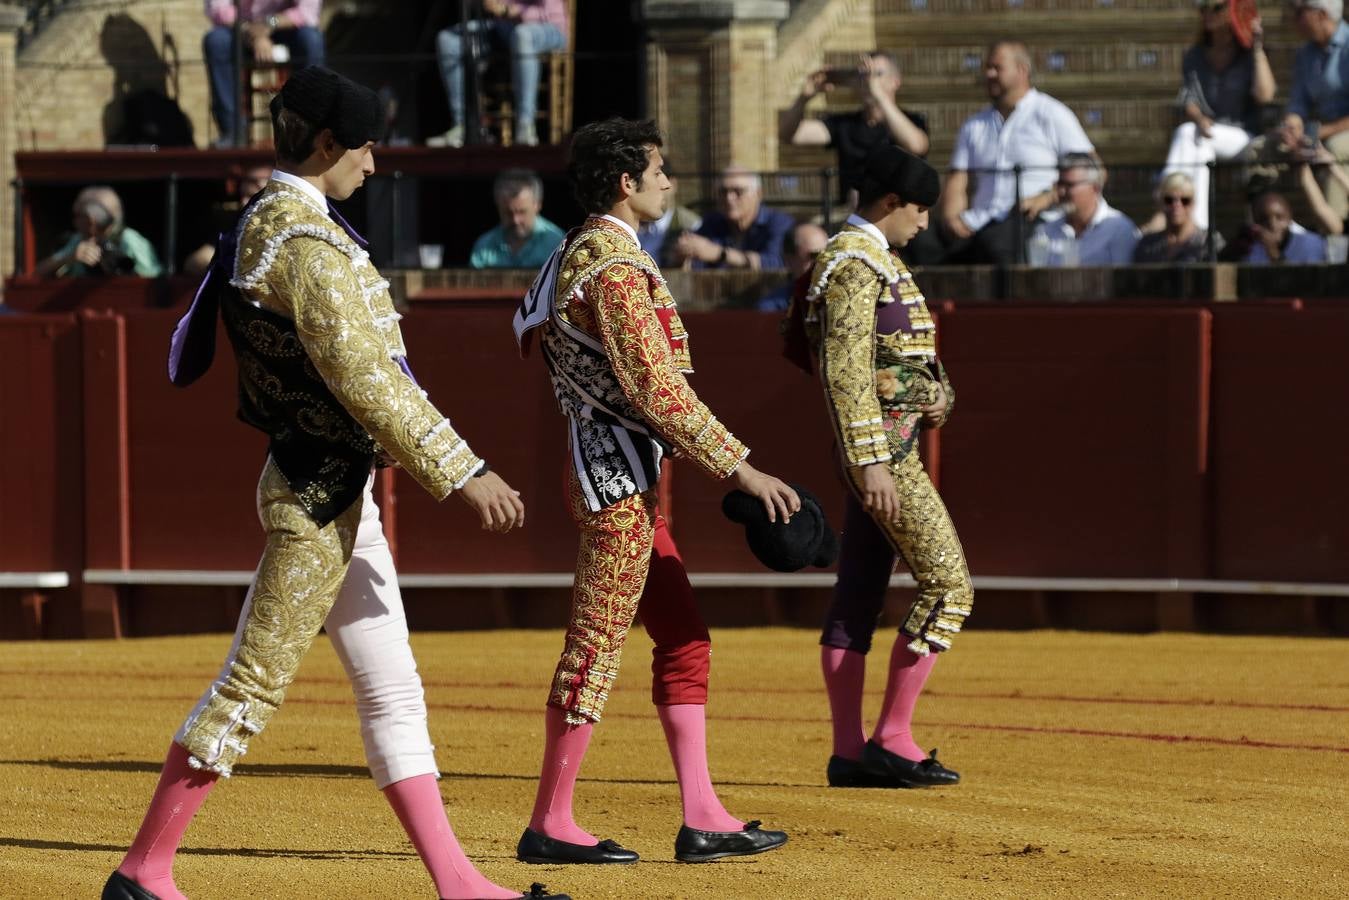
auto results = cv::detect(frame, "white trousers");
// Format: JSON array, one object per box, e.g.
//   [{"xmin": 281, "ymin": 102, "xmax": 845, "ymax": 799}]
[
  {"xmin": 1162, "ymin": 121, "xmax": 1254, "ymax": 230},
  {"xmin": 177, "ymin": 468, "xmax": 438, "ymax": 789}
]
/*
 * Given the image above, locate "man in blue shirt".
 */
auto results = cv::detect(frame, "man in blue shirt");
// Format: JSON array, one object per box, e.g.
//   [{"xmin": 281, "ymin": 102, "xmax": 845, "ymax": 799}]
[
  {"xmin": 672, "ymin": 167, "xmax": 795, "ymax": 270},
  {"xmin": 1026, "ymin": 153, "xmax": 1139, "ymax": 266},
  {"xmin": 1282, "ymin": 0, "xmax": 1349, "ymax": 217},
  {"xmin": 469, "ymin": 168, "xmax": 565, "ymax": 268}
]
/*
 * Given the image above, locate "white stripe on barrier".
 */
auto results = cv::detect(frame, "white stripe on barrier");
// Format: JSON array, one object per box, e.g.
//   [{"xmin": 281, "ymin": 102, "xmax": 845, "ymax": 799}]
[
  {"xmin": 78, "ymin": 569, "xmax": 1349, "ymax": 596},
  {"xmin": 0, "ymin": 572, "xmax": 70, "ymax": 589}
]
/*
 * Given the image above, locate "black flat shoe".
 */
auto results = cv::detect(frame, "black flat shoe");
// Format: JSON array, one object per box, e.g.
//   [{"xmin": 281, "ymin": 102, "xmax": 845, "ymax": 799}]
[
  {"xmin": 860, "ymin": 741, "xmax": 960, "ymax": 787},
  {"xmin": 516, "ymin": 828, "xmax": 639, "ymax": 864},
  {"xmin": 102, "ymin": 872, "xmax": 161, "ymax": 900},
  {"xmin": 674, "ymin": 820, "xmax": 788, "ymax": 863},
  {"xmin": 827, "ymin": 754, "xmax": 906, "ymax": 788}
]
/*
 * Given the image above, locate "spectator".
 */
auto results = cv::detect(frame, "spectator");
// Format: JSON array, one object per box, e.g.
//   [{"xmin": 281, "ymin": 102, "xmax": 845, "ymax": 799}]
[
  {"xmin": 673, "ymin": 167, "xmax": 795, "ymax": 270},
  {"xmin": 932, "ymin": 40, "xmax": 1096, "ymax": 265},
  {"xmin": 184, "ymin": 163, "xmax": 273, "ymax": 276},
  {"xmin": 1281, "ymin": 0, "xmax": 1349, "ymax": 218},
  {"xmin": 36, "ymin": 186, "xmax": 162, "ymax": 278},
  {"xmin": 757, "ymin": 222, "xmax": 829, "ymax": 312},
  {"xmin": 1225, "ymin": 190, "xmax": 1328, "ymax": 263},
  {"xmin": 637, "ymin": 161, "xmax": 701, "ymax": 268},
  {"xmin": 779, "ymin": 51, "xmax": 930, "ymax": 202},
  {"xmin": 1298, "ymin": 142, "xmax": 1349, "ymax": 235},
  {"xmin": 469, "ymin": 168, "xmax": 564, "ymax": 269},
  {"xmin": 1154, "ymin": 1, "xmax": 1275, "ymax": 232},
  {"xmin": 428, "ymin": 0, "xmax": 569, "ymax": 148},
  {"xmin": 1134, "ymin": 172, "xmax": 1225, "ymax": 262},
  {"xmin": 1027, "ymin": 153, "xmax": 1139, "ymax": 266},
  {"xmin": 204, "ymin": 1, "xmax": 326, "ymax": 147}
]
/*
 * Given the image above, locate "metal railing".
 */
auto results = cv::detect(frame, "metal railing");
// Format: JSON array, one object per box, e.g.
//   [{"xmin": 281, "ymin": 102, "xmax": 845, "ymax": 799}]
[{"xmin": 12, "ymin": 156, "xmax": 1339, "ymax": 279}]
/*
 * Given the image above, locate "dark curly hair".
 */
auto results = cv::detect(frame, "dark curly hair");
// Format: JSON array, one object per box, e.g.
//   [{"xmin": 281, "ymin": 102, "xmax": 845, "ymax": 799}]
[{"xmin": 568, "ymin": 118, "xmax": 664, "ymax": 215}]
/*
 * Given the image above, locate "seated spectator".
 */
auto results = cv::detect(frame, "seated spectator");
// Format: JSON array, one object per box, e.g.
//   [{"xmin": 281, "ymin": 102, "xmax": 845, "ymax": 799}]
[
  {"xmin": 1228, "ymin": 190, "xmax": 1329, "ymax": 263},
  {"xmin": 930, "ymin": 40, "xmax": 1097, "ymax": 265},
  {"xmin": 638, "ymin": 161, "xmax": 701, "ymax": 268},
  {"xmin": 1134, "ymin": 172, "xmax": 1225, "ymax": 262},
  {"xmin": 469, "ymin": 169, "xmax": 564, "ymax": 269},
  {"xmin": 757, "ymin": 222, "xmax": 829, "ymax": 312},
  {"xmin": 1297, "ymin": 142, "xmax": 1349, "ymax": 236},
  {"xmin": 36, "ymin": 186, "xmax": 162, "ymax": 278},
  {"xmin": 204, "ymin": 1, "xmax": 326, "ymax": 147},
  {"xmin": 184, "ymin": 163, "xmax": 273, "ymax": 276},
  {"xmin": 1027, "ymin": 153, "xmax": 1139, "ymax": 266},
  {"xmin": 779, "ymin": 51, "xmax": 929, "ymax": 203},
  {"xmin": 1154, "ymin": 1, "xmax": 1274, "ymax": 233},
  {"xmin": 428, "ymin": 0, "xmax": 568, "ymax": 148},
  {"xmin": 673, "ymin": 167, "xmax": 795, "ymax": 270},
  {"xmin": 1279, "ymin": 0, "xmax": 1349, "ymax": 219}
]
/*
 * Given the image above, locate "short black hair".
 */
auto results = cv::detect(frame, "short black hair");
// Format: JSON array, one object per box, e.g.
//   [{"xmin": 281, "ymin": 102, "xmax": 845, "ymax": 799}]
[
  {"xmin": 568, "ymin": 118, "xmax": 663, "ymax": 215},
  {"xmin": 272, "ymin": 106, "xmax": 323, "ymax": 166}
]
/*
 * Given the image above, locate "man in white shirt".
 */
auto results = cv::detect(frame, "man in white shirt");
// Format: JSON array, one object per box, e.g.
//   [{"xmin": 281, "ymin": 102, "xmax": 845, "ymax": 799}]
[
  {"xmin": 930, "ymin": 40, "xmax": 1097, "ymax": 265},
  {"xmin": 1028, "ymin": 153, "xmax": 1140, "ymax": 266}
]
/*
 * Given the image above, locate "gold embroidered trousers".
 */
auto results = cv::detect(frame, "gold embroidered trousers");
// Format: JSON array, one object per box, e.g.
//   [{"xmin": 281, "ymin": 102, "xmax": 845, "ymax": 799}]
[
  {"xmin": 549, "ymin": 472, "xmax": 712, "ymax": 725},
  {"xmin": 823, "ymin": 450, "xmax": 974, "ymax": 655},
  {"xmin": 175, "ymin": 458, "xmax": 439, "ymax": 785}
]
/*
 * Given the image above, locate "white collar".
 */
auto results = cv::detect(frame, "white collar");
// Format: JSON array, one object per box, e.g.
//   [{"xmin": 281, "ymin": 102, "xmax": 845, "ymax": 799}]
[
  {"xmin": 599, "ymin": 214, "xmax": 640, "ymax": 244},
  {"xmin": 269, "ymin": 170, "xmax": 330, "ymax": 214},
  {"xmin": 844, "ymin": 213, "xmax": 890, "ymax": 251},
  {"xmin": 1088, "ymin": 197, "xmax": 1113, "ymax": 228}
]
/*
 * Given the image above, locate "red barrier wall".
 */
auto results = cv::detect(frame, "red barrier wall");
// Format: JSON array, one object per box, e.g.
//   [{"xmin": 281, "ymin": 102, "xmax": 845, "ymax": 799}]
[
  {"xmin": 1210, "ymin": 304, "xmax": 1349, "ymax": 581},
  {"xmin": 4, "ymin": 298, "xmax": 1348, "ymax": 639},
  {"xmin": 936, "ymin": 308, "xmax": 1211, "ymax": 578},
  {"xmin": 0, "ymin": 315, "xmax": 84, "ymax": 572}
]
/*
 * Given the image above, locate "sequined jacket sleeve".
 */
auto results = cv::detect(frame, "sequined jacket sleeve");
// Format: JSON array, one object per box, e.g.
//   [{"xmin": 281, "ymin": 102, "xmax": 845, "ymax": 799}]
[
  {"xmin": 818, "ymin": 258, "xmax": 891, "ymax": 467},
  {"xmin": 589, "ymin": 263, "xmax": 748, "ymax": 478},
  {"xmin": 270, "ymin": 238, "xmax": 484, "ymax": 499}
]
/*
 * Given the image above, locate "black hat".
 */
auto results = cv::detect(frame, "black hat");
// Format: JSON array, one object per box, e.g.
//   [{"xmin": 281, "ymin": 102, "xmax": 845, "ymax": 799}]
[
  {"xmin": 722, "ymin": 485, "xmax": 839, "ymax": 573},
  {"xmin": 858, "ymin": 145, "xmax": 940, "ymax": 208},
  {"xmin": 270, "ymin": 65, "xmax": 382, "ymax": 149}
]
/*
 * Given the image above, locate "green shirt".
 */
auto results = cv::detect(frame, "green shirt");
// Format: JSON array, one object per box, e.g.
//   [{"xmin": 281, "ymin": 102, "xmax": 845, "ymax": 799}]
[
  {"xmin": 469, "ymin": 216, "xmax": 565, "ymax": 269},
  {"xmin": 52, "ymin": 227, "xmax": 162, "ymax": 277}
]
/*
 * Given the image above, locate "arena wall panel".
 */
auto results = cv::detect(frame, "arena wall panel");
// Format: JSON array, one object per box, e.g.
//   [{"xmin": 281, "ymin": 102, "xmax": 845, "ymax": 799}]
[{"xmin": 1210, "ymin": 304, "xmax": 1349, "ymax": 582}]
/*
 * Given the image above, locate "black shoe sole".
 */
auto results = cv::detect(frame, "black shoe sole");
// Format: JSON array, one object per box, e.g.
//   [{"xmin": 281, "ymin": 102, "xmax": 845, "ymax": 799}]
[
  {"xmin": 517, "ymin": 855, "xmax": 639, "ymax": 865},
  {"xmin": 675, "ymin": 839, "xmax": 788, "ymax": 864}
]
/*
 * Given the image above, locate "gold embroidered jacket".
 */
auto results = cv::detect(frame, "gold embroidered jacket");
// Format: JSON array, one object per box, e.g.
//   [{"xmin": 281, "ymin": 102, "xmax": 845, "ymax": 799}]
[
  {"xmin": 544, "ymin": 218, "xmax": 747, "ymax": 498},
  {"xmin": 805, "ymin": 226, "xmax": 954, "ymax": 467},
  {"xmin": 231, "ymin": 183, "xmax": 483, "ymax": 503}
]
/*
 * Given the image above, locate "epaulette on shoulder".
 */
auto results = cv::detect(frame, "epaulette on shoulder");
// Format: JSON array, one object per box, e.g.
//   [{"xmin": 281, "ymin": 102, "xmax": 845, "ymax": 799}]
[
  {"xmin": 805, "ymin": 229, "xmax": 900, "ymax": 302},
  {"xmin": 231, "ymin": 186, "xmax": 364, "ymax": 291}
]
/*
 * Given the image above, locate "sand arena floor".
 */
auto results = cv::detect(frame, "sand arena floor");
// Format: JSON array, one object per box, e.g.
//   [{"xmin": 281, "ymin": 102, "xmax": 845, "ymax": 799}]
[{"xmin": 1, "ymin": 628, "xmax": 1345, "ymax": 899}]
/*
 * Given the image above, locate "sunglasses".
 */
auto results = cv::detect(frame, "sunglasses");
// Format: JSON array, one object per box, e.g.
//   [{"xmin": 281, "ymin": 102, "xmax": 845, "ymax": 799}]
[{"xmin": 1162, "ymin": 194, "xmax": 1194, "ymax": 206}]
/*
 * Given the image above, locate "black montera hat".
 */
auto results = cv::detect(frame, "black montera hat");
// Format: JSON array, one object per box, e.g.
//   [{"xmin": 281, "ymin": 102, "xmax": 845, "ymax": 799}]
[
  {"xmin": 722, "ymin": 485, "xmax": 839, "ymax": 573},
  {"xmin": 860, "ymin": 145, "xmax": 941, "ymax": 208},
  {"xmin": 271, "ymin": 65, "xmax": 382, "ymax": 149}
]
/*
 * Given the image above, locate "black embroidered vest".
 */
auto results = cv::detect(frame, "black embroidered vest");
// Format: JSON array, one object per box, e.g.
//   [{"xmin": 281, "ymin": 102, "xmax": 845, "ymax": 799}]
[{"xmin": 220, "ymin": 291, "xmax": 377, "ymax": 525}]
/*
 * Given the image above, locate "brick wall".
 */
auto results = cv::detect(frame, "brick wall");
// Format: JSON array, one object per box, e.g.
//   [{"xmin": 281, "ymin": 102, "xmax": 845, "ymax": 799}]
[{"xmin": 13, "ymin": 0, "xmax": 215, "ymax": 152}]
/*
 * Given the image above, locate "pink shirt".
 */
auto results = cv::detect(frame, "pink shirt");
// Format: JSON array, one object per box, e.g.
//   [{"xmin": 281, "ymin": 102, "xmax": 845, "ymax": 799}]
[
  {"xmin": 515, "ymin": 0, "xmax": 567, "ymax": 35},
  {"xmin": 206, "ymin": 0, "xmax": 322, "ymax": 29}
]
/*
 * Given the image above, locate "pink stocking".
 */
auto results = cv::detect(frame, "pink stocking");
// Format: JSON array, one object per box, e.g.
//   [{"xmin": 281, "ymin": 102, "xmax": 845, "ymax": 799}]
[
  {"xmin": 871, "ymin": 640, "xmax": 938, "ymax": 762},
  {"xmin": 821, "ymin": 646, "xmax": 868, "ymax": 760},
  {"xmin": 383, "ymin": 774, "xmax": 516, "ymax": 900},
  {"xmin": 116, "ymin": 742, "xmax": 218, "ymax": 900},
  {"xmin": 527, "ymin": 705, "xmax": 597, "ymax": 845},
  {"xmin": 658, "ymin": 704, "xmax": 742, "ymax": 832}
]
